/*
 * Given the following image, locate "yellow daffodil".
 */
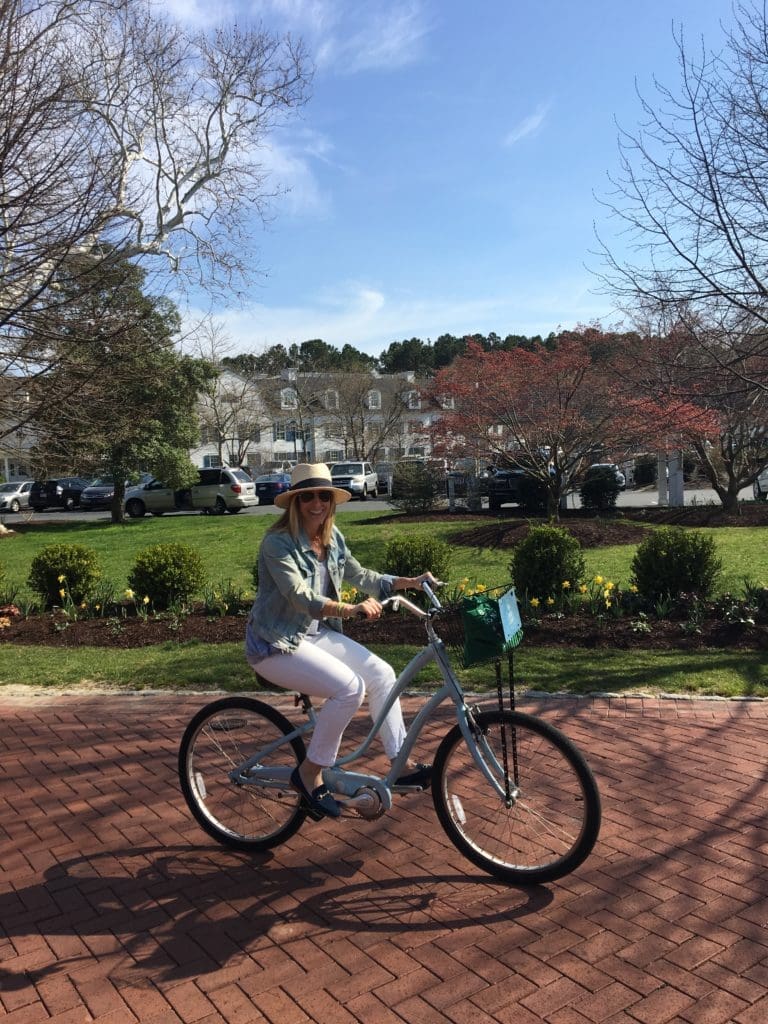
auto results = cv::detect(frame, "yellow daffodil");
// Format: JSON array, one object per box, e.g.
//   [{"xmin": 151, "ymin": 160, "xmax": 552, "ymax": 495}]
[
  {"xmin": 629, "ymin": 584, "xmax": 639, "ymax": 593},
  {"xmin": 546, "ymin": 597, "xmax": 555, "ymax": 606},
  {"xmin": 593, "ymin": 575, "xmax": 604, "ymax": 585},
  {"xmin": 143, "ymin": 596, "xmax": 150, "ymax": 605},
  {"xmin": 59, "ymin": 588, "xmax": 66, "ymax": 598},
  {"xmin": 58, "ymin": 574, "xmax": 66, "ymax": 583},
  {"xmin": 125, "ymin": 588, "xmax": 134, "ymax": 600},
  {"xmin": 476, "ymin": 583, "xmax": 487, "ymax": 593},
  {"xmin": 579, "ymin": 584, "xmax": 588, "ymax": 594},
  {"xmin": 605, "ymin": 580, "xmax": 615, "ymax": 591},
  {"xmin": 530, "ymin": 597, "xmax": 540, "ymax": 608},
  {"xmin": 562, "ymin": 580, "xmax": 571, "ymax": 589}
]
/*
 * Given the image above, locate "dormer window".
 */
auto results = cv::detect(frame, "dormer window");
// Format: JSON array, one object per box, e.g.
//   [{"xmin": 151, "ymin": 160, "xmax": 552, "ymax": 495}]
[
  {"xmin": 367, "ymin": 389, "xmax": 381, "ymax": 410},
  {"xmin": 280, "ymin": 387, "xmax": 297, "ymax": 410},
  {"xmin": 407, "ymin": 390, "xmax": 421, "ymax": 410},
  {"xmin": 325, "ymin": 389, "xmax": 339, "ymax": 410}
]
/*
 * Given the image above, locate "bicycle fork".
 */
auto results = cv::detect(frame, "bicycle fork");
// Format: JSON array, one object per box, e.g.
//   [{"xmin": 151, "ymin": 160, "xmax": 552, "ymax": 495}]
[{"xmin": 462, "ymin": 704, "xmax": 521, "ymax": 808}]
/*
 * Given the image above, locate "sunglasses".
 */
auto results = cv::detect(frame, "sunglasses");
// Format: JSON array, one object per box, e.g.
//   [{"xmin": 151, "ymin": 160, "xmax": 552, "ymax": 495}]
[{"xmin": 298, "ymin": 490, "xmax": 333, "ymax": 504}]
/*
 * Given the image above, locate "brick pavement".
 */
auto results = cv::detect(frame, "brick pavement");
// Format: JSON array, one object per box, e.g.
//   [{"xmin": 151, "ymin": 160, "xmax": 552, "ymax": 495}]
[{"xmin": 1, "ymin": 689, "xmax": 768, "ymax": 1024}]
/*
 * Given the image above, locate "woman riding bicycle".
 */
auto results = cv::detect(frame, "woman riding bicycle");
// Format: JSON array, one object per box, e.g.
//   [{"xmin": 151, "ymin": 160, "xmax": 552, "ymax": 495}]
[{"xmin": 245, "ymin": 462, "xmax": 436, "ymax": 820}]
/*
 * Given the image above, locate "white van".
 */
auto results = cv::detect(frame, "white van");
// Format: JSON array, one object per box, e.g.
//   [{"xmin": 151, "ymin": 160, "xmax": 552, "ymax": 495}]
[
  {"xmin": 754, "ymin": 466, "xmax": 768, "ymax": 501},
  {"xmin": 124, "ymin": 467, "xmax": 258, "ymax": 517}
]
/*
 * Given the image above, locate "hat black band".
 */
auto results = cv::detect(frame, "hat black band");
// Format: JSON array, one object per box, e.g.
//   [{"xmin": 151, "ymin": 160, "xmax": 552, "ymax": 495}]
[{"xmin": 290, "ymin": 477, "xmax": 335, "ymax": 492}]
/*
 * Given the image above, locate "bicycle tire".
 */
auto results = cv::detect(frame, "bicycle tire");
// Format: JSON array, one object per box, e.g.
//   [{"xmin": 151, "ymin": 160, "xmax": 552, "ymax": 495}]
[
  {"xmin": 178, "ymin": 696, "xmax": 308, "ymax": 851},
  {"xmin": 432, "ymin": 710, "xmax": 601, "ymax": 884}
]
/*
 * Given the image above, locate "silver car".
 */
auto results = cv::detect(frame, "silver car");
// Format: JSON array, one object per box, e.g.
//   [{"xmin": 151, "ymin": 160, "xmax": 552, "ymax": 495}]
[
  {"xmin": 0, "ymin": 480, "xmax": 33, "ymax": 513},
  {"xmin": 330, "ymin": 461, "xmax": 379, "ymax": 500}
]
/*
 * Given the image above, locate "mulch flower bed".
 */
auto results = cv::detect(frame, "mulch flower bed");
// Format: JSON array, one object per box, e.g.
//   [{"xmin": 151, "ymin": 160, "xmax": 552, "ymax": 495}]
[{"xmin": 1, "ymin": 503, "xmax": 765, "ymax": 650}]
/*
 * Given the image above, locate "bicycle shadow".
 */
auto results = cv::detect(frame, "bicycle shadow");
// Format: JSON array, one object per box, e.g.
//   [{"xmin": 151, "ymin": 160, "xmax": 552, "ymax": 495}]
[{"xmin": 1, "ymin": 843, "xmax": 553, "ymax": 990}]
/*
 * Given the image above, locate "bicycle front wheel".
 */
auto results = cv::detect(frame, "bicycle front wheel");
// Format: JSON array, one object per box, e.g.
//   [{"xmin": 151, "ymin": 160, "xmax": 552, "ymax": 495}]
[
  {"xmin": 433, "ymin": 710, "xmax": 601, "ymax": 884},
  {"xmin": 179, "ymin": 696, "xmax": 308, "ymax": 851}
]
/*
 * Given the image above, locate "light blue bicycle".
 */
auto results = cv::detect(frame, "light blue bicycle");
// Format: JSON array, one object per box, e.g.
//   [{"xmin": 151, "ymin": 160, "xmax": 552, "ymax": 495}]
[{"xmin": 178, "ymin": 584, "xmax": 601, "ymax": 884}]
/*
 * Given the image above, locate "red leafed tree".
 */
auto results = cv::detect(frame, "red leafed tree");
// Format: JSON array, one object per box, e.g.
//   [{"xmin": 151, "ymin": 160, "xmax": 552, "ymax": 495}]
[{"xmin": 429, "ymin": 328, "xmax": 711, "ymax": 517}]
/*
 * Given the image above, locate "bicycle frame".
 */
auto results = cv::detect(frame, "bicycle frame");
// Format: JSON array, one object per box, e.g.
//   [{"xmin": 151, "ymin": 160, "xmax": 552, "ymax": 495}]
[{"xmin": 229, "ymin": 591, "xmax": 518, "ymax": 809}]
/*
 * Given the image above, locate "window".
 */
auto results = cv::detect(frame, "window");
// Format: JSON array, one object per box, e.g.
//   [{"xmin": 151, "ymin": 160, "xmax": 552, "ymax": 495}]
[
  {"xmin": 273, "ymin": 420, "xmax": 305, "ymax": 443},
  {"xmin": 325, "ymin": 389, "xmax": 339, "ymax": 410},
  {"xmin": 407, "ymin": 390, "xmax": 421, "ymax": 410},
  {"xmin": 367, "ymin": 389, "xmax": 381, "ymax": 410},
  {"xmin": 440, "ymin": 395, "xmax": 455, "ymax": 410},
  {"xmin": 238, "ymin": 423, "xmax": 260, "ymax": 443},
  {"xmin": 325, "ymin": 449, "xmax": 344, "ymax": 463},
  {"xmin": 280, "ymin": 387, "xmax": 297, "ymax": 410},
  {"xmin": 202, "ymin": 455, "xmax": 222, "ymax": 468}
]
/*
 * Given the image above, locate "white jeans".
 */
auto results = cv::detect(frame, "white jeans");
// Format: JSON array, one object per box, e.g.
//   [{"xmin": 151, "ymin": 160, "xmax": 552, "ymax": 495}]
[{"xmin": 248, "ymin": 627, "xmax": 406, "ymax": 767}]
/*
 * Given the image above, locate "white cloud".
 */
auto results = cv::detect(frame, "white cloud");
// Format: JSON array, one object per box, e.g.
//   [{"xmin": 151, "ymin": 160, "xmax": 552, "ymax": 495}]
[
  {"xmin": 504, "ymin": 103, "xmax": 550, "ymax": 146},
  {"xmin": 251, "ymin": 0, "xmax": 431, "ymax": 73},
  {"xmin": 179, "ymin": 274, "xmax": 615, "ymax": 358},
  {"xmin": 258, "ymin": 136, "xmax": 332, "ymax": 217},
  {"xmin": 157, "ymin": 0, "xmax": 237, "ymax": 27}
]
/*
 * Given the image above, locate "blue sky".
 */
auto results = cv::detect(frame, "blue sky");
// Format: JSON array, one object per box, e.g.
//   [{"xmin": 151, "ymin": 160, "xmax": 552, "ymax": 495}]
[{"xmin": 163, "ymin": 0, "xmax": 729, "ymax": 357}]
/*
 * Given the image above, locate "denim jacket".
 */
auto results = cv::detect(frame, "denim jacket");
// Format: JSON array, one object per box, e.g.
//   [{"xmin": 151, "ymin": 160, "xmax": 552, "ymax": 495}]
[{"xmin": 245, "ymin": 524, "xmax": 395, "ymax": 659}]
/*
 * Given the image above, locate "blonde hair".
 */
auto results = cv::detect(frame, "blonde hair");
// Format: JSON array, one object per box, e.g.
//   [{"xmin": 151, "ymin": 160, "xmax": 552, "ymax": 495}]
[{"xmin": 270, "ymin": 492, "xmax": 337, "ymax": 546}]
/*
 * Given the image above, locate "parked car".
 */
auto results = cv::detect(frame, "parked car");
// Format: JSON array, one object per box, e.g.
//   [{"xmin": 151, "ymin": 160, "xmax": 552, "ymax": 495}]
[
  {"xmin": 254, "ymin": 472, "xmax": 291, "ymax": 505},
  {"xmin": 79, "ymin": 476, "xmax": 119, "ymax": 511},
  {"xmin": 585, "ymin": 463, "xmax": 626, "ymax": 490},
  {"xmin": 754, "ymin": 466, "xmax": 768, "ymax": 501},
  {"xmin": 374, "ymin": 462, "xmax": 394, "ymax": 495},
  {"xmin": 487, "ymin": 468, "xmax": 528, "ymax": 510},
  {"xmin": 330, "ymin": 461, "xmax": 378, "ymax": 500},
  {"xmin": 124, "ymin": 466, "xmax": 258, "ymax": 517},
  {"xmin": 30, "ymin": 477, "xmax": 92, "ymax": 511},
  {"xmin": 0, "ymin": 480, "xmax": 33, "ymax": 513}
]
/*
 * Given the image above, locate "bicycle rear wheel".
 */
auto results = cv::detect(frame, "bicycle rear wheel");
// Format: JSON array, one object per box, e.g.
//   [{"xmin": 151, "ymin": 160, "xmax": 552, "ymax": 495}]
[
  {"xmin": 433, "ymin": 710, "xmax": 601, "ymax": 884},
  {"xmin": 179, "ymin": 696, "xmax": 308, "ymax": 851}
]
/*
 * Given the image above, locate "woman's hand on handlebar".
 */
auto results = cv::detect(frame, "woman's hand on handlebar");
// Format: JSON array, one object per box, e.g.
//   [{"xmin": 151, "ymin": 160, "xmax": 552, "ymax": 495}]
[
  {"xmin": 397, "ymin": 571, "xmax": 441, "ymax": 591},
  {"xmin": 352, "ymin": 596, "xmax": 384, "ymax": 620}
]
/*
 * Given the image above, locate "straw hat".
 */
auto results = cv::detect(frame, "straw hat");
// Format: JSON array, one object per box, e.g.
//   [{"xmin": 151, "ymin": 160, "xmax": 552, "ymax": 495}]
[{"xmin": 274, "ymin": 463, "xmax": 352, "ymax": 509}]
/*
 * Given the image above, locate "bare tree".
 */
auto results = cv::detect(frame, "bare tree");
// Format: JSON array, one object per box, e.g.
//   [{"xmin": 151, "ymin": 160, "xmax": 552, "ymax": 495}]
[
  {"xmin": 193, "ymin": 323, "xmax": 268, "ymax": 468},
  {"xmin": 598, "ymin": 1, "xmax": 768, "ymax": 394},
  {"xmin": 0, "ymin": 0, "xmax": 310, "ymax": 441},
  {"xmin": 319, "ymin": 371, "xmax": 408, "ymax": 461}
]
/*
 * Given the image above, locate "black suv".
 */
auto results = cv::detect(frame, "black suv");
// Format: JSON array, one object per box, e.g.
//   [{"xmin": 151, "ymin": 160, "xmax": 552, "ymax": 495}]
[
  {"xmin": 30, "ymin": 477, "xmax": 92, "ymax": 511},
  {"xmin": 487, "ymin": 469, "xmax": 527, "ymax": 510},
  {"xmin": 487, "ymin": 469, "xmax": 548, "ymax": 512}
]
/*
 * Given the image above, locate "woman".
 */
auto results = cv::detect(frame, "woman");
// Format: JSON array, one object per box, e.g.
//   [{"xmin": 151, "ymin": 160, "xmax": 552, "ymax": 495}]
[{"xmin": 245, "ymin": 463, "xmax": 436, "ymax": 820}]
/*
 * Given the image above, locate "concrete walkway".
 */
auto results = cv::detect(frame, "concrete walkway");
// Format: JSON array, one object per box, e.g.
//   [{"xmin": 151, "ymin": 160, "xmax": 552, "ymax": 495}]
[{"xmin": 1, "ymin": 690, "xmax": 768, "ymax": 1023}]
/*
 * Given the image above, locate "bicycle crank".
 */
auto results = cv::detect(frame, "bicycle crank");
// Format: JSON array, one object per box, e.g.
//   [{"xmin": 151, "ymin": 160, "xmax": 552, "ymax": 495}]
[{"xmin": 337, "ymin": 786, "xmax": 387, "ymax": 819}]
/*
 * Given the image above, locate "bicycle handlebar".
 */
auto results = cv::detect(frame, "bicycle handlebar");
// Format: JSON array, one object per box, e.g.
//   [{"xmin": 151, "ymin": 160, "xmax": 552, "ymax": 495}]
[{"xmin": 378, "ymin": 579, "xmax": 446, "ymax": 621}]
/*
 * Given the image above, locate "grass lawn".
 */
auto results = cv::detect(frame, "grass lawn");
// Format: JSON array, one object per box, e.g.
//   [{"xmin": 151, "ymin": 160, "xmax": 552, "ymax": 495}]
[
  {"xmin": 1, "ymin": 509, "xmax": 766, "ymax": 697},
  {"xmin": 2, "ymin": 639, "xmax": 765, "ymax": 698}
]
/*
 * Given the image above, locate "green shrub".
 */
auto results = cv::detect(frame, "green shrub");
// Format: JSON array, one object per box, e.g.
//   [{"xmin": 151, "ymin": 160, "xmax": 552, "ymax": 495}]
[
  {"xmin": 580, "ymin": 473, "xmax": 620, "ymax": 512},
  {"xmin": 630, "ymin": 527, "xmax": 722, "ymax": 604},
  {"xmin": 128, "ymin": 542, "xmax": 207, "ymax": 610},
  {"xmin": 28, "ymin": 543, "xmax": 101, "ymax": 607},
  {"xmin": 385, "ymin": 535, "xmax": 452, "ymax": 581},
  {"xmin": 508, "ymin": 524, "xmax": 586, "ymax": 602},
  {"xmin": 389, "ymin": 463, "xmax": 442, "ymax": 515}
]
